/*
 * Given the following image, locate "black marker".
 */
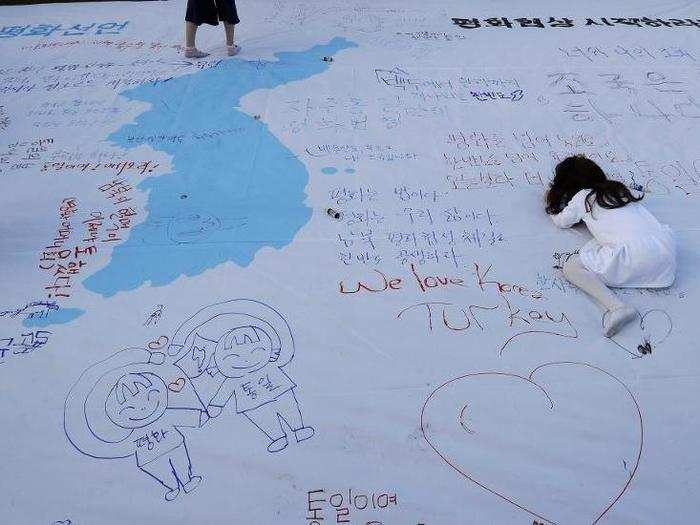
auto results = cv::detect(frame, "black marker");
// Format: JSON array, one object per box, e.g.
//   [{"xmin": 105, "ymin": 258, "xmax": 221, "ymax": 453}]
[{"xmin": 326, "ymin": 207, "xmax": 341, "ymax": 219}]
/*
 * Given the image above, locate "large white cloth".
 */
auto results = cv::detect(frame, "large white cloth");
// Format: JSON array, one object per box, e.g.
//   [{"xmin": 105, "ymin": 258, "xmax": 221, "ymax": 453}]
[{"xmin": 551, "ymin": 189, "xmax": 676, "ymax": 288}]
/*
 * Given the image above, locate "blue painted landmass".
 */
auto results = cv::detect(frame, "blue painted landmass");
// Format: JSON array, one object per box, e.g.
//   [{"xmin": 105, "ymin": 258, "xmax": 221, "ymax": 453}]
[
  {"xmin": 84, "ymin": 38, "xmax": 356, "ymax": 297},
  {"xmin": 22, "ymin": 308, "xmax": 85, "ymax": 328}
]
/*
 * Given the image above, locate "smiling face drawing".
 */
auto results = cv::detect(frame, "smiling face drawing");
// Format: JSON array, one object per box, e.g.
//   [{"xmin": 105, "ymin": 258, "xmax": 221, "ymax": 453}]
[
  {"xmin": 105, "ymin": 373, "xmax": 169, "ymax": 429},
  {"xmin": 214, "ymin": 326, "xmax": 273, "ymax": 378},
  {"xmin": 167, "ymin": 213, "xmax": 221, "ymax": 244}
]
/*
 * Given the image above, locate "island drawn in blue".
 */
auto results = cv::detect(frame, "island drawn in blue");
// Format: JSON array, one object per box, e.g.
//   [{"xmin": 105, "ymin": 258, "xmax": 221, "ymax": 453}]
[
  {"xmin": 84, "ymin": 38, "xmax": 357, "ymax": 297},
  {"xmin": 22, "ymin": 307, "xmax": 85, "ymax": 328}
]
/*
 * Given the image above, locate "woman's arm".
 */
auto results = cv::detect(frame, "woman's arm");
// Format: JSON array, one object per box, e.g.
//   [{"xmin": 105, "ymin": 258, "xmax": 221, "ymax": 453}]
[{"xmin": 550, "ymin": 191, "xmax": 586, "ymax": 228}]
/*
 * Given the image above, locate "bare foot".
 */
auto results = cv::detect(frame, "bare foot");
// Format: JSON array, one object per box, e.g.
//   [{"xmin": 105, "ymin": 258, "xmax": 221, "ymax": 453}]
[
  {"xmin": 603, "ymin": 305, "xmax": 637, "ymax": 337},
  {"xmin": 184, "ymin": 47, "xmax": 210, "ymax": 59},
  {"xmin": 227, "ymin": 44, "xmax": 240, "ymax": 56}
]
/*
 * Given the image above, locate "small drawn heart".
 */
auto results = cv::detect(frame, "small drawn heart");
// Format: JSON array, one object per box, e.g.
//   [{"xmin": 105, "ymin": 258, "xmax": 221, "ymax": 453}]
[
  {"xmin": 168, "ymin": 377, "xmax": 186, "ymax": 392},
  {"xmin": 608, "ymin": 309, "xmax": 672, "ymax": 359},
  {"xmin": 148, "ymin": 335, "xmax": 169, "ymax": 350},
  {"xmin": 422, "ymin": 362, "xmax": 643, "ymax": 524}
]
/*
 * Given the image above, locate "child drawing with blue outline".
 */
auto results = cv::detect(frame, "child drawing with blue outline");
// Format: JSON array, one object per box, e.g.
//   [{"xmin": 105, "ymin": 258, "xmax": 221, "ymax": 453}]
[
  {"xmin": 64, "ymin": 348, "xmax": 209, "ymax": 501},
  {"xmin": 206, "ymin": 325, "xmax": 314, "ymax": 453},
  {"xmin": 105, "ymin": 372, "xmax": 208, "ymax": 501}
]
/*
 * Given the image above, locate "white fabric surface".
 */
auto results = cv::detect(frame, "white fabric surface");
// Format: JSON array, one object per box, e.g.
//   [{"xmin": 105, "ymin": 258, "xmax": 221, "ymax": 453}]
[{"xmin": 2, "ymin": 1, "xmax": 699, "ymax": 523}]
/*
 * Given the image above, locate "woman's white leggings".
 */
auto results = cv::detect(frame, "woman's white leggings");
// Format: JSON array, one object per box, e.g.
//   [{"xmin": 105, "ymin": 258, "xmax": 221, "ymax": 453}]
[{"xmin": 562, "ymin": 255, "xmax": 624, "ymax": 312}]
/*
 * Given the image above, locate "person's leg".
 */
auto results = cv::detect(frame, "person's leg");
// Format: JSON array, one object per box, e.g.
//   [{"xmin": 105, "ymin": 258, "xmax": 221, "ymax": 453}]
[
  {"xmin": 223, "ymin": 23, "xmax": 239, "ymax": 55},
  {"xmin": 185, "ymin": 21, "xmax": 197, "ymax": 48},
  {"xmin": 562, "ymin": 255, "xmax": 636, "ymax": 337},
  {"xmin": 184, "ymin": 21, "xmax": 210, "ymax": 58},
  {"xmin": 139, "ymin": 456, "xmax": 180, "ymax": 500},
  {"xmin": 244, "ymin": 403, "xmax": 289, "ymax": 452},
  {"xmin": 169, "ymin": 444, "xmax": 202, "ymax": 494},
  {"xmin": 275, "ymin": 390, "xmax": 314, "ymax": 442},
  {"xmin": 563, "ymin": 255, "xmax": 623, "ymax": 310},
  {"xmin": 224, "ymin": 22, "xmax": 235, "ymax": 46},
  {"xmin": 213, "ymin": 0, "xmax": 240, "ymax": 55}
]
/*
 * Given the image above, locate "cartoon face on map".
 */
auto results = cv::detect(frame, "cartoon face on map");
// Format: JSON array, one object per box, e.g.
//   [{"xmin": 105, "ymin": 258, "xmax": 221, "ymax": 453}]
[
  {"xmin": 214, "ymin": 326, "xmax": 273, "ymax": 377},
  {"xmin": 105, "ymin": 372, "xmax": 169, "ymax": 429},
  {"xmin": 167, "ymin": 212, "xmax": 221, "ymax": 244}
]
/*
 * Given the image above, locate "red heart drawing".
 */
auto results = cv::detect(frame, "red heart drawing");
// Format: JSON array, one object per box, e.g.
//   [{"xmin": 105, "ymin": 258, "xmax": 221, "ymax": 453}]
[
  {"xmin": 421, "ymin": 362, "xmax": 643, "ymax": 524},
  {"xmin": 168, "ymin": 377, "xmax": 186, "ymax": 393}
]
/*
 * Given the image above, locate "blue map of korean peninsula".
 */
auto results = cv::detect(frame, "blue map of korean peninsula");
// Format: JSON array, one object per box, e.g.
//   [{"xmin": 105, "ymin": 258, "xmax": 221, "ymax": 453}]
[{"xmin": 84, "ymin": 38, "xmax": 356, "ymax": 297}]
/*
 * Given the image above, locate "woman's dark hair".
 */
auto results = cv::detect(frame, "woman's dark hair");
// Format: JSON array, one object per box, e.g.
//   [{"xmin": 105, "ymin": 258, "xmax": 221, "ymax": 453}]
[{"xmin": 545, "ymin": 154, "xmax": 642, "ymax": 215}]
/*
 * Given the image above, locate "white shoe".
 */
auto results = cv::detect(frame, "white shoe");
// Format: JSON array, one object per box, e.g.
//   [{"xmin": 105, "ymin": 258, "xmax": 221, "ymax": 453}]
[
  {"xmin": 603, "ymin": 306, "xmax": 637, "ymax": 337},
  {"xmin": 227, "ymin": 44, "xmax": 240, "ymax": 56},
  {"xmin": 184, "ymin": 47, "xmax": 210, "ymax": 59}
]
